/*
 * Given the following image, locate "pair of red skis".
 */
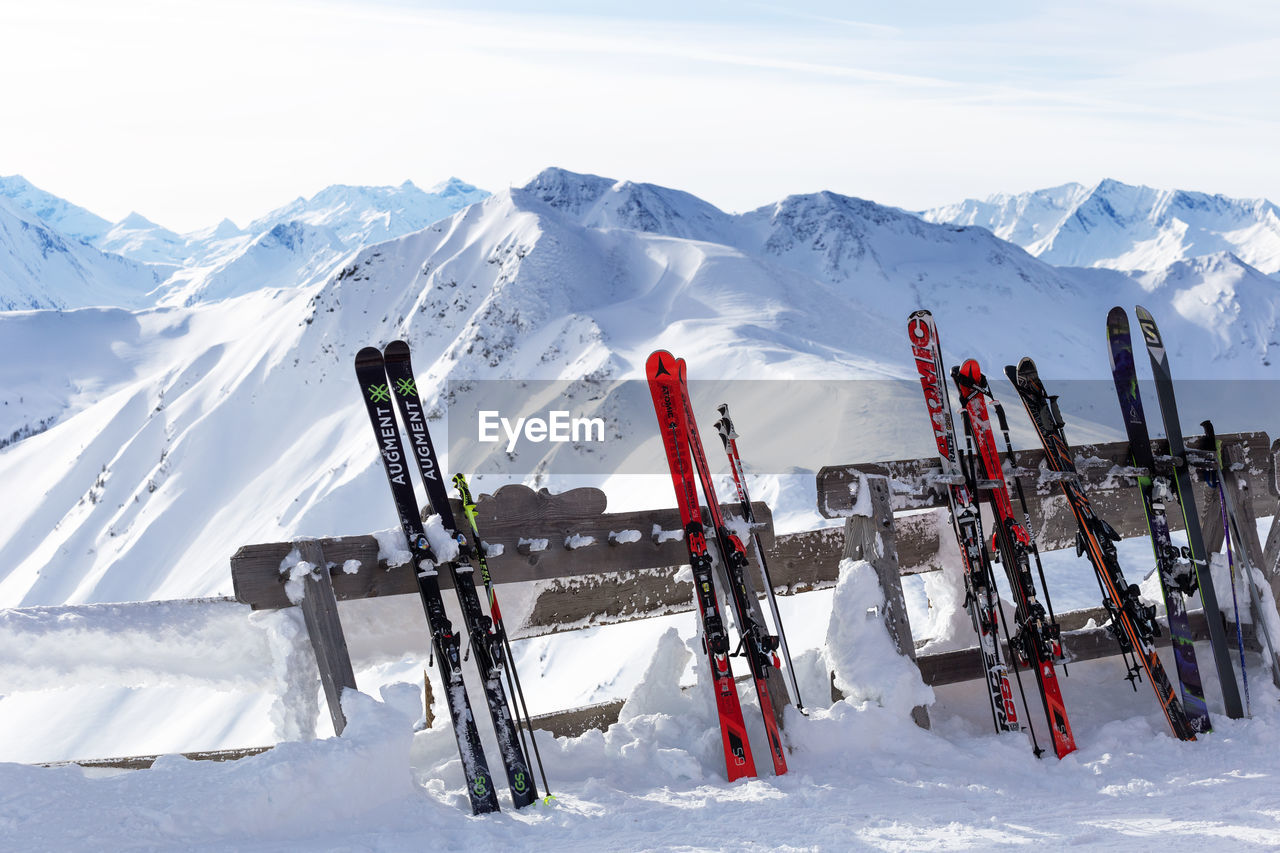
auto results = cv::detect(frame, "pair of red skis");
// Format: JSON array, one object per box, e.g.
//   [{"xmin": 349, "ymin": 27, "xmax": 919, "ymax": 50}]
[
  {"xmin": 646, "ymin": 350, "xmax": 788, "ymax": 780},
  {"xmin": 907, "ymin": 311, "xmax": 1077, "ymax": 759}
]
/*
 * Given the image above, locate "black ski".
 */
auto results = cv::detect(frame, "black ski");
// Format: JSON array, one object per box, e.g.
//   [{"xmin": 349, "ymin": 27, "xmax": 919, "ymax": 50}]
[
  {"xmin": 382, "ymin": 340, "xmax": 538, "ymax": 809},
  {"xmin": 354, "ymin": 346, "xmax": 500, "ymax": 814},
  {"xmin": 1005, "ymin": 356, "xmax": 1196, "ymax": 741},
  {"xmin": 1133, "ymin": 305, "xmax": 1245, "ymax": 720},
  {"xmin": 1107, "ymin": 307, "xmax": 1212, "ymax": 733}
]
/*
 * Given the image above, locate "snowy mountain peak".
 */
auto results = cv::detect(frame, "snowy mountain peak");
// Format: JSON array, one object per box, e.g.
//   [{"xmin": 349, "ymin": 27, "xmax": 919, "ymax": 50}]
[
  {"xmin": 519, "ymin": 167, "xmax": 617, "ymax": 217},
  {"xmin": 0, "ymin": 195, "xmax": 160, "ymax": 310},
  {"xmin": 517, "ymin": 168, "xmax": 734, "ymax": 241},
  {"xmin": 116, "ymin": 211, "xmax": 163, "ymax": 230},
  {"xmin": 429, "ymin": 176, "xmax": 478, "ymax": 198},
  {"xmin": 211, "ymin": 218, "xmax": 243, "ymax": 239},
  {"xmin": 0, "ymin": 174, "xmax": 112, "ymax": 243},
  {"xmin": 249, "ymin": 178, "xmax": 489, "ymax": 249},
  {"xmin": 925, "ymin": 179, "xmax": 1280, "ymax": 275}
]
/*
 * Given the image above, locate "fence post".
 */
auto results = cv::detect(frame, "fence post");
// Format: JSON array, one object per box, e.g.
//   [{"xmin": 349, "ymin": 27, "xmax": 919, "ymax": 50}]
[
  {"xmin": 841, "ymin": 474, "xmax": 929, "ymax": 729},
  {"xmin": 1219, "ymin": 445, "xmax": 1280, "ymax": 689},
  {"xmin": 295, "ymin": 539, "xmax": 358, "ymax": 735}
]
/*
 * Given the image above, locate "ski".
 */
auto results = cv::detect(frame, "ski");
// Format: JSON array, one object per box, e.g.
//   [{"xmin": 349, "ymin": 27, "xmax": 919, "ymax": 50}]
[
  {"xmin": 354, "ymin": 346, "xmax": 501, "ymax": 814},
  {"xmin": 646, "ymin": 350, "xmax": 757, "ymax": 781},
  {"xmin": 713, "ymin": 402, "xmax": 805, "ymax": 714},
  {"xmin": 1005, "ymin": 356, "xmax": 1196, "ymax": 741},
  {"xmin": 1107, "ymin": 307, "xmax": 1212, "ymax": 733},
  {"xmin": 906, "ymin": 311, "xmax": 1024, "ymax": 742},
  {"xmin": 953, "ymin": 359, "xmax": 1077, "ymax": 758},
  {"xmin": 676, "ymin": 359, "xmax": 788, "ymax": 776},
  {"xmin": 1133, "ymin": 305, "xmax": 1245, "ymax": 720},
  {"xmin": 382, "ymin": 340, "xmax": 538, "ymax": 809}
]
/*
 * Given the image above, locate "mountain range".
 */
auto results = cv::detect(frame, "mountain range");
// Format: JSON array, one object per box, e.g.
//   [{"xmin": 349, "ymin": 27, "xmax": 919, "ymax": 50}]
[
  {"xmin": 0, "ymin": 169, "xmax": 1278, "ymax": 611},
  {"xmin": 923, "ymin": 179, "xmax": 1280, "ymax": 277}
]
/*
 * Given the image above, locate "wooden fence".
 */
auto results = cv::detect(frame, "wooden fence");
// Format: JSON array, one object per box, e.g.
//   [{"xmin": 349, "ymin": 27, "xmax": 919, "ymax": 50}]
[{"xmin": 227, "ymin": 431, "xmax": 1280, "ymax": 742}]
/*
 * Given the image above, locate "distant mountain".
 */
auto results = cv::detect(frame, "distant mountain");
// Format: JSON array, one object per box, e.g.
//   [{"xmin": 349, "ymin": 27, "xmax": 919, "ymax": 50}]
[
  {"xmin": 159, "ymin": 220, "xmax": 352, "ymax": 305},
  {"xmin": 0, "ymin": 196, "xmax": 161, "ymax": 311},
  {"xmin": 923, "ymin": 179, "xmax": 1280, "ymax": 275},
  {"xmin": 0, "ymin": 175, "xmax": 491, "ymax": 303},
  {"xmin": 96, "ymin": 212, "xmax": 188, "ymax": 267},
  {"xmin": 249, "ymin": 178, "xmax": 489, "ymax": 249},
  {"xmin": 0, "ymin": 175, "xmax": 112, "ymax": 243}
]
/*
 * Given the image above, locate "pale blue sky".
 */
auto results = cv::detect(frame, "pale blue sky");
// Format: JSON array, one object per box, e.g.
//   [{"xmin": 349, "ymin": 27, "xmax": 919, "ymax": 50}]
[{"xmin": 2, "ymin": 0, "xmax": 1277, "ymax": 231}]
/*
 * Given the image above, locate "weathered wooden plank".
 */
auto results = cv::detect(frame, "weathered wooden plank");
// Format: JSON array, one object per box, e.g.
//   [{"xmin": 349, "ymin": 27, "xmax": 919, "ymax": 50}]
[
  {"xmin": 231, "ymin": 485, "xmax": 771, "ymax": 611},
  {"xmin": 817, "ymin": 433, "xmax": 1274, "ymax": 551},
  {"xmin": 43, "ymin": 746, "xmax": 274, "ymax": 771},
  {"xmin": 295, "ymin": 540, "xmax": 358, "ymax": 736},
  {"xmin": 529, "ymin": 699, "xmax": 627, "ymax": 739},
  {"xmin": 519, "ymin": 518, "xmax": 931, "ymax": 636},
  {"xmin": 918, "ymin": 611, "xmax": 1258, "ymax": 687},
  {"xmin": 842, "ymin": 476, "xmax": 929, "ymax": 729}
]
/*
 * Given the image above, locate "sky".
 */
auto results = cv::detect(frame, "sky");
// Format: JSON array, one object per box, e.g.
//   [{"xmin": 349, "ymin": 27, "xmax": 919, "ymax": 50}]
[{"xmin": 2, "ymin": 0, "xmax": 1278, "ymax": 232}]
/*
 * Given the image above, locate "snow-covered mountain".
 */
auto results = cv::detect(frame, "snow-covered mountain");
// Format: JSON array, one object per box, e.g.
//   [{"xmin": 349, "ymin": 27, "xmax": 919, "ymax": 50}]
[
  {"xmin": 3, "ymin": 167, "xmax": 1278, "ymax": 612},
  {"xmin": 0, "ymin": 196, "xmax": 162, "ymax": 311},
  {"xmin": 0, "ymin": 174, "xmax": 112, "ymax": 243},
  {"xmin": 924, "ymin": 179, "xmax": 1280, "ymax": 276},
  {"xmin": 250, "ymin": 178, "xmax": 488, "ymax": 249},
  {"xmin": 0, "ymin": 175, "xmax": 491, "ymax": 306},
  {"xmin": 96, "ymin": 212, "xmax": 189, "ymax": 266}
]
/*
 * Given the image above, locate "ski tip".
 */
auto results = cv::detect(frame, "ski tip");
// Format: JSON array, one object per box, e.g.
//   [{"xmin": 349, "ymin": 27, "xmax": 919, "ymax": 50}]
[
  {"xmin": 355, "ymin": 346, "xmax": 384, "ymax": 368},
  {"xmin": 958, "ymin": 358, "xmax": 982, "ymax": 387},
  {"xmin": 646, "ymin": 350, "xmax": 676, "ymax": 379},
  {"xmin": 1134, "ymin": 304, "xmax": 1154, "ymax": 322},
  {"xmin": 908, "ymin": 308, "xmax": 932, "ymax": 321},
  {"xmin": 1107, "ymin": 305, "xmax": 1128, "ymax": 328},
  {"xmin": 1002, "ymin": 364, "xmax": 1018, "ymax": 385},
  {"xmin": 383, "ymin": 339, "xmax": 411, "ymax": 360}
]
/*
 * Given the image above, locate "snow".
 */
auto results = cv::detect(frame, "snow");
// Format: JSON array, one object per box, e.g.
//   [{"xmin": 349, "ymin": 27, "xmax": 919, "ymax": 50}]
[
  {"xmin": 609, "ymin": 529, "xmax": 643, "ymax": 544},
  {"xmin": 653, "ymin": 524, "xmax": 684, "ymax": 543},
  {"xmin": 5, "ymin": 574, "xmax": 1280, "ymax": 850},
  {"xmin": 563, "ymin": 533, "xmax": 596, "ymax": 549},
  {"xmin": 825, "ymin": 559, "xmax": 934, "ymax": 715}
]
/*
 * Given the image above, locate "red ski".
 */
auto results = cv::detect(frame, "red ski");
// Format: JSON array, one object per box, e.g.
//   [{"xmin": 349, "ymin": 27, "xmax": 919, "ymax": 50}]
[
  {"xmin": 907, "ymin": 311, "xmax": 1023, "ymax": 741},
  {"xmin": 646, "ymin": 350, "xmax": 756, "ymax": 781},
  {"xmin": 953, "ymin": 359, "xmax": 1077, "ymax": 759},
  {"xmin": 675, "ymin": 358, "xmax": 788, "ymax": 776}
]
